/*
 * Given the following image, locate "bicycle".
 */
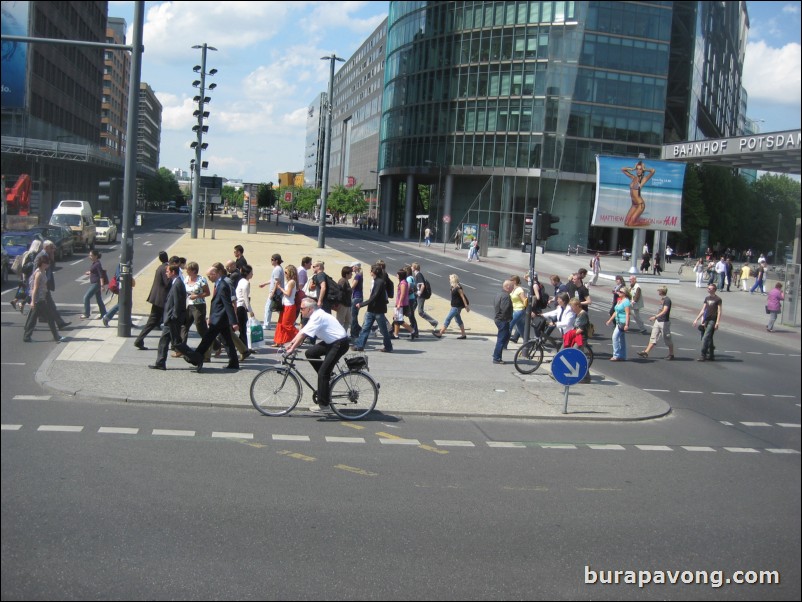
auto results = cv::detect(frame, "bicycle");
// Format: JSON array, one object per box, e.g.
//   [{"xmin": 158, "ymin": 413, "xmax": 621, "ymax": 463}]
[
  {"xmin": 250, "ymin": 350, "xmax": 380, "ymax": 420},
  {"xmin": 513, "ymin": 321, "xmax": 594, "ymax": 375}
]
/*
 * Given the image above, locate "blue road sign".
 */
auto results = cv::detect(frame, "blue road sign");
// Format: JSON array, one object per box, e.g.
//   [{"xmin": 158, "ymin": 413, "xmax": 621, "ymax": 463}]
[{"xmin": 551, "ymin": 348, "xmax": 589, "ymax": 386}]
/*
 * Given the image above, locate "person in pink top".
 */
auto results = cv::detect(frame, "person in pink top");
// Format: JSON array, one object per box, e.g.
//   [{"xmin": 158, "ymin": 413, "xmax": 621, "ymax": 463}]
[{"xmin": 765, "ymin": 282, "xmax": 784, "ymax": 332}]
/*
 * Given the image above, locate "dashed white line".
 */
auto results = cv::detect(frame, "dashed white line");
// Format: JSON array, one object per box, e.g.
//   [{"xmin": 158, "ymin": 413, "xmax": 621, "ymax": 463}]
[
  {"xmin": 379, "ymin": 438, "xmax": 420, "ymax": 445},
  {"xmin": 541, "ymin": 444, "xmax": 577, "ymax": 449},
  {"xmin": 587, "ymin": 444, "xmax": 626, "ymax": 450},
  {"xmin": 740, "ymin": 422, "xmax": 772, "ymax": 427},
  {"xmin": 325, "ymin": 436, "xmax": 366, "ymax": 444},
  {"xmin": 38, "ymin": 425, "xmax": 83, "ymax": 432},
  {"xmin": 434, "ymin": 440, "xmax": 476, "ymax": 447},
  {"xmin": 635, "ymin": 445, "xmax": 673, "ymax": 451},
  {"xmin": 487, "ymin": 441, "xmax": 526, "ymax": 448},
  {"xmin": 152, "ymin": 429, "xmax": 195, "ymax": 437},
  {"xmin": 766, "ymin": 449, "xmax": 801, "ymax": 454},
  {"xmin": 778, "ymin": 423, "xmax": 801, "ymax": 428},
  {"xmin": 712, "ymin": 392, "xmax": 735, "ymax": 395},
  {"xmin": 272, "ymin": 434, "xmax": 310, "ymax": 442},
  {"xmin": 643, "ymin": 389, "xmax": 670, "ymax": 393},
  {"xmin": 723, "ymin": 447, "xmax": 759, "ymax": 453},
  {"xmin": 682, "ymin": 446, "xmax": 716, "ymax": 452},
  {"xmin": 13, "ymin": 395, "xmax": 51, "ymax": 400},
  {"xmin": 212, "ymin": 432, "xmax": 254, "ymax": 439},
  {"xmin": 742, "ymin": 393, "xmax": 765, "ymax": 397},
  {"xmin": 679, "ymin": 391, "xmax": 703, "ymax": 394},
  {"xmin": 1, "ymin": 424, "xmax": 22, "ymax": 431},
  {"xmin": 98, "ymin": 427, "xmax": 139, "ymax": 435}
]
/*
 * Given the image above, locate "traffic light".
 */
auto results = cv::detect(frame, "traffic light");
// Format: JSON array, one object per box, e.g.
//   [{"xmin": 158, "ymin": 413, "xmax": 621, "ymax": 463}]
[
  {"xmin": 536, "ymin": 211, "xmax": 560, "ymax": 240},
  {"xmin": 98, "ymin": 180, "xmax": 111, "ymax": 204}
]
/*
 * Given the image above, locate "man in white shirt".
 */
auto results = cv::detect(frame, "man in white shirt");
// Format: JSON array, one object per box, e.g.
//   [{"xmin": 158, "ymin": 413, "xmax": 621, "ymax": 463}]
[
  {"xmin": 539, "ymin": 292, "xmax": 575, "ymax": 339},
  {"xmin": 628, "ymin": 275, "xmax": 648, "ymax": 333},
  {"xmin": 285, "ymin": 298, "xmax": 350, "ymax": 412},
  {"xmin": 714, "ymin": 257, "xmax": 727, "ymax": 290},
  {"xmin": 259, "ymin": 253, "xmax": 285, "ymax": 329}
]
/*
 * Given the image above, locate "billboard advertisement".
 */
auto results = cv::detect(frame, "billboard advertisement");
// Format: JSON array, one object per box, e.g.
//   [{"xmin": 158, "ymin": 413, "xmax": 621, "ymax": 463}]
[
  {"xmin": 592, "ymin": 156, "xmax": 686, "ymax": 232},
  {"xmin": 1, "ymin": 1, "xmax": 29, "ymax": 109}
]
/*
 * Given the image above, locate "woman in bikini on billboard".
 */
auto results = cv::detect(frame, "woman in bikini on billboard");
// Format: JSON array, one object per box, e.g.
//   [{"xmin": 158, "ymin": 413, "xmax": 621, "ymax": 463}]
[{"xmin": 621, "ymin": 161, "xmax": 655, "ymax": 227}]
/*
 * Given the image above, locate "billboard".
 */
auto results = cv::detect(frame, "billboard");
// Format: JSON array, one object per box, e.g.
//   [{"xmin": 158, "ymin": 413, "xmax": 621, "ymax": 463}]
[
  {"xmin": 592, "ymin": 156, "xmax": 686, "ymax": 232},
  {"xmin": 1, "ymin": 1, "xmax": 30, "ymax": 109}
]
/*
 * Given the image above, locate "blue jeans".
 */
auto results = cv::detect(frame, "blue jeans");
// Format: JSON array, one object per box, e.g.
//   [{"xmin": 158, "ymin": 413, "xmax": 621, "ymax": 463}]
[
  {"xmin": 750, "ymin": 278, "xmax": 764, "ymax": 294},
  {"xmin": 354, "ymin": 310, "xmax": 393, "ymax": 351},
  {"xmin": 612, "ymin": 325, "xmax": 627, "ymax": 359},
  {"xmin": 509, "ymin": 309, "xmax": 526, "ymax": 340},
  {"xmin": 701, "ymin": 321, "xmax": 716, "ymax": 358},
  {"xmin": 443, "ymin": 307, "xmax": 464, "ymax": 330},
  {"xmin": 493, "ymin": 319, "xmax": 511, "ymax": 361},
  {"xmin": 83, "ymin": 282, "xmax": 107, "ymax": 317}
]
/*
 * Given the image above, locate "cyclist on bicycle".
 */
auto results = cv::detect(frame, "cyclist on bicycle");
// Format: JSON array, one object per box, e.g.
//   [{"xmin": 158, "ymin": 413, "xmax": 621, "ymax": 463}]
[
  {"xmin": 284, "ymin": 297, "xmax": 350, "ymax": 413},
  {"xmin": 539, "ymin": 292, "xmax": 575, "ymax": 341}
]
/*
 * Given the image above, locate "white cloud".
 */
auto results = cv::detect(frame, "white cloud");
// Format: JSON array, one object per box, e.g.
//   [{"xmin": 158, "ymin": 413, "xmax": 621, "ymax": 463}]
[{"xmin": 743, "ymin": 40, "xmax": 802, "ymax": 106}]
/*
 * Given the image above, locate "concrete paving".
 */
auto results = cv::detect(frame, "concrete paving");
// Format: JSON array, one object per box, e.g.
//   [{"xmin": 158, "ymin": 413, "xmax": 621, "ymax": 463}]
[{"xmin": 36, "ymin": 217, "xmax": 799, "ymax": 420}]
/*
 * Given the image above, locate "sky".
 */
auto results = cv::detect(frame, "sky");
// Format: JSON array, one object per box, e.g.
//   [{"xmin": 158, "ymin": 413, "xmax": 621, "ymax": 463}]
[{"xmin": 112, "ymin": 1, "xmax": 801, "ymax": 184}]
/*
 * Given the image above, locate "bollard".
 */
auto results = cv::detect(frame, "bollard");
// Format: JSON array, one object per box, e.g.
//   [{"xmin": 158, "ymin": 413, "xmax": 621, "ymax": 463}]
[{"xmin": 211, "ymin": 229, "xmax": 215, "ymax": 240}]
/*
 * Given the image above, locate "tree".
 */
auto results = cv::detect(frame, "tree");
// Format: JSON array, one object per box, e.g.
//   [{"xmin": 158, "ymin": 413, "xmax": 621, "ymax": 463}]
[
  {"xmin": 751, "ymin": 173, "xmax": 801, "ymax": 258},
  {"xmin": 325, "ymin": 184, "xmax": 368, "ymax": 217},
  {"xmin": 222, "ymin": 185, "xmax": 243, "ymax": 208},
  {"xmin": 142, "ymin": 168, "xmax": 182, "ymax": 206},
  {"xmin": 257, "ymin": 182, "xmax": 277, "ymax": 209},
  {"xmin": 680, "ymin": 165, "xmax": 707, "ymax": 254}
]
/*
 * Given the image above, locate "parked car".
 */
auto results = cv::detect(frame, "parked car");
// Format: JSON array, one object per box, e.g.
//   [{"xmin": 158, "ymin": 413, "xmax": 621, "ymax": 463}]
[
  {"xmin": 94, "ymin": 217, "xmax": 118, "ymax": 243},
  {"xmin": 2, "ymin": 230, "xmax": 44, "ymax": 270},
  {"xmin": 27, "ymin": 225, "xmax": 75, "ymax": 260},
  {"xmin": 178, "ymin": 205, "xmax": 190, "ymax": 213},
  {"xmin": 325, "ymin": 213, "xmax": 334, "ymax": 225},
  {"xmin": 1, "ymin": 247, "xmax": 8, "ymax": 284}
]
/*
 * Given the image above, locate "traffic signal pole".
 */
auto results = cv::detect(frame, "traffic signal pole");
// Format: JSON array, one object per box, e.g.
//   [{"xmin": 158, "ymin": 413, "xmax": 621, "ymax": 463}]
[{"xmin": 523, "ymin": 209, "xmax": 538, "ymax": 343}]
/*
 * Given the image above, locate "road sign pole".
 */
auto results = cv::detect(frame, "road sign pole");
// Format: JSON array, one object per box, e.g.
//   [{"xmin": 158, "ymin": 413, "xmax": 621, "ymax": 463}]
[{"xmin": 563, "ymin": 385, "xmax": 570, "ymax": 414}]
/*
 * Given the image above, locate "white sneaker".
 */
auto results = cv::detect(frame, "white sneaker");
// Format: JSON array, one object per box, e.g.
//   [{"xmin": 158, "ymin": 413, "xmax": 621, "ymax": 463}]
[{"xmin": 309, "ymin": 404, "xmax": 332, "ymax": 413}]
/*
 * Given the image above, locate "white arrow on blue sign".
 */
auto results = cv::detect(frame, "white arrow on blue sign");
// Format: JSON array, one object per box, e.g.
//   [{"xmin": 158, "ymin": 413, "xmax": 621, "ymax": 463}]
[{"xmin": 551, "ymin": 347, "xmax": 589, "ymax": 386}]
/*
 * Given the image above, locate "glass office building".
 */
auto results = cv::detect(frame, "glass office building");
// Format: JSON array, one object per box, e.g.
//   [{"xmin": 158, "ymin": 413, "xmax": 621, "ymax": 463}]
[{"xmin": 377, "ymin": 1, "xmax": 747, "ymax": 251}]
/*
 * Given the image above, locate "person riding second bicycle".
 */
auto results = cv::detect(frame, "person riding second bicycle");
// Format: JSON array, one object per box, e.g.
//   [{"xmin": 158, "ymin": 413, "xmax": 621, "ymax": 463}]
[{"xmin": 284, "ymin": 298, "xmax": 350, "ymax": 413}]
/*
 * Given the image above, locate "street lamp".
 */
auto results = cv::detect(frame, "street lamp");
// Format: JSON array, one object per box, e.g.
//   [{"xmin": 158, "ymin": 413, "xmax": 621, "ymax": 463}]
[
  {"xmin": 190, "ymin": 43, "xmax": 217, "ymax": 239},
  {"xmin": 425, "ymin": 159, "xmax": 444, "ymax": 248},
  {"xmin": 369, "ymin": 169, "xmax": 381, "ymax": 226},
  {"xmin": 318, "ymin": 53, "xmax": 344, "ymax": 249}
]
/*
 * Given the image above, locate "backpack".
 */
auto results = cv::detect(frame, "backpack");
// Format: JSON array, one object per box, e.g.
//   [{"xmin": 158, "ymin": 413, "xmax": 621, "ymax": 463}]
[
  {"xmin": 384, "ymin": 275, "xmax": 394, "ymax": 299},
  {"xmin": 324, "ymin": 275, "xmax": 342, "ymax": 305},
  {"xmin": 108, "ymin": 265, "xmax": 120, "ymax": 295},
  {"xmin": 534, "ymin": 282, "xmax": 549, "ymax": 310},
  {"xmin": 339, "ymin": 279, "xmax": 352, "ymax": 306},
  {"xmin": 421, "ymin": 277, "xmax": 432, "ymax": 300}
]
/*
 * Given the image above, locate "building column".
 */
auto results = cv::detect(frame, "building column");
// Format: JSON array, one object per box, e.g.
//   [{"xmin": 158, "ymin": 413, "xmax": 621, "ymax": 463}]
[{"xmin": 442, "ymin": 173, "xmax": 454, "ymax": 245}]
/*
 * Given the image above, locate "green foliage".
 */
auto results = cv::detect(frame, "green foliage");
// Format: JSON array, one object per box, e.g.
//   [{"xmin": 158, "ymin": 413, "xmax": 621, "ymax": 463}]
[
  {"xmin": 222, "ymin": 185, "xmax": 243, "ymax": 208},
  {"xmin": 679, "ymin": 165, "xmax": 707, "ymax": 253},
  {"xmin": 257, "ymin": 182, "xmax": 276, "ymax": 208},
  {"xmin": 142, "ymin": 168, "xmax": 182, "ymax": 205},
  {"xmin": 276, "ymin": 186, "xmax": 320, "ymax": 214},
  {"xmin": 324, "ymin": 184, "xmax": 368, "ymax": 216}
]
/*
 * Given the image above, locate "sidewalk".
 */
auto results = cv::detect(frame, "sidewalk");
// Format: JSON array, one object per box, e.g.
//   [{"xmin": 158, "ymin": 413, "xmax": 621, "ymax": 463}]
[{"xmin": 36, "ymin": 220, "xmax": 797, "ymax": 420}]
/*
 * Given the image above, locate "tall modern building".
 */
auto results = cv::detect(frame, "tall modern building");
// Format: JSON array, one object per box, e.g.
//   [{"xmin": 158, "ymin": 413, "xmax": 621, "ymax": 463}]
[
  {"xmin": 101, "ymin": 16, "xmax": 129, "ymax": 159},
  {"xmin": 375, "ymin": 1, "xmax": 749, "ymax": 251},
  {"xmin": 137, "ymin": 82, "xmax": 161, "ymax": 173},
  {"xmin": 303, "ymin": 93, "xmax": 326, "ymax": 190}
]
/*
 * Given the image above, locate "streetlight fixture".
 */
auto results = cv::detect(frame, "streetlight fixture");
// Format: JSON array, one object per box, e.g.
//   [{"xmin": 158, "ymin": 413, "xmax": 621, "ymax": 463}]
[
  {"xmin": 318, "ymin": 53, "xmax": 345, "ymax": 249},
  {"xmin": 190, "ymin": 43, "xmax": 217, "ymax": 239}
]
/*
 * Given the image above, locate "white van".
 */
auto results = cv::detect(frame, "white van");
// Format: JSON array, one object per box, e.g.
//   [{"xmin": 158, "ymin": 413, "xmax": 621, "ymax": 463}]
[{"xmin": 49, "ymin": 200, "xmax": 96, "ymax": 250}]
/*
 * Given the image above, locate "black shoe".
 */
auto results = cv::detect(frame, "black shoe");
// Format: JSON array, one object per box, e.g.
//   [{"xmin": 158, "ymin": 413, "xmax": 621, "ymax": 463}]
[
  {"xmin": 182, "ymin": 352, "xmax": 201, "ymax": 367},
  {"xmin": 134, "ymin": 341, "xmax": 147, "ymax": 351},
  {"xmin": 148, "ymin": 364, "xmax": 166, "ymax": 370},
  {"xmin": 194, "ymin": 359, "xmax": 204, "ymax": 373},
  {"xmin": 224, "ymin": 363, "xmax": 240, "ymax": 370},
  {"xmin": 58, "ymin": 321, "xmax": 71, "ymax": 329},
  {"xmin": 23, "ymin": 337, "xmax": 32, "ymax": 342},
  {"xmin": 240, "ymin": 350, "xmax": 253, "ymax": 361}
]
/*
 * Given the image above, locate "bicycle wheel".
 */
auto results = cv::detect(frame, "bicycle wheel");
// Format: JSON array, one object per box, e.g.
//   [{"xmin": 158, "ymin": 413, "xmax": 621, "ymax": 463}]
[
  {"xmin": 329, "ymin": 370, "xmax": 379, "ymax": 420},
  {"xmin": 677, "ymin": 265, "xmax": 684, "ymax": 276},
  {"xmin": 250, "ymin": 367, "xmax": 302, "ymax": 416},
  {"xmin": 514, "ymin": 341, "xmax": 544, "ymax": 374}
]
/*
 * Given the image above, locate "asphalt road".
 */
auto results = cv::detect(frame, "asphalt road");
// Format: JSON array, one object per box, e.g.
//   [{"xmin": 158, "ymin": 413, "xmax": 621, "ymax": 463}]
[{"xmin": 1, "ymin": 213, "xmax": 799, "ymax": 600}]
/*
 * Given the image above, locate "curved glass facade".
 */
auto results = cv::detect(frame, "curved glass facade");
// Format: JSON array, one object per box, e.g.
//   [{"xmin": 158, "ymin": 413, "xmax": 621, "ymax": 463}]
[{"xmin": 379, "ymin": 1, "xmax": 677, "ymax": 250}]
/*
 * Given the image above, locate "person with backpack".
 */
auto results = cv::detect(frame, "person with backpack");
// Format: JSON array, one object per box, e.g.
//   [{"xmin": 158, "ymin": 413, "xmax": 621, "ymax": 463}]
[
  {"xmin": 310, "ymin": 260, "xmax": 339, "ymax": 314},
  {"xmin": 11, "ymin": 239, "xmax": 42, "ymax": 313},
  {"xmin": 508, "ymin": 275, "xmax": 529, "ymax": 344},
  {"xmin": 23, "ymin": 254, "xmax": 66, "ymax": 343},
  {"xmin": 412, "ymin": 262, "xmax": 438, "ymax": 330},
  {"xmin": 335, "ymin": 265, "xmax": 353, "ymax": 332},
  {"xmin": 352, "ymin": 263, "xmax": 394, "ymax": 353}
]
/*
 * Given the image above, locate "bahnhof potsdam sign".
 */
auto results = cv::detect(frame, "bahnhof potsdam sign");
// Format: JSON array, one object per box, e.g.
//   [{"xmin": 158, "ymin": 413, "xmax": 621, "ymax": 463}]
[{"xmin": 662, "ymin": 129, "xmax": 801, "ymax": 174}]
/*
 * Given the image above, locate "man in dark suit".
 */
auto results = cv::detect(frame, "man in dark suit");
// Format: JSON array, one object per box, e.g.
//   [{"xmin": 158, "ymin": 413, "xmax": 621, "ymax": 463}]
[
  {"xmin": 134, "ymin": 251, "xmax": 171, "ymax": 350},
  {"xmin": 192, "ymin": 264, "xmax": 240, "ymax": 371},
  {"xmin": 149, "ymin": 265, "xmax": 200, "ymax": 370}
]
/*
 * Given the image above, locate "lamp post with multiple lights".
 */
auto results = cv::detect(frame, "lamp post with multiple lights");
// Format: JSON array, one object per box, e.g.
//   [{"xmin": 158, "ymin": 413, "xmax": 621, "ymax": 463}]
[
  {"xmin": 318, "ymin": 53, "xmax": 344, "ymax": 248},
  {"xmin": 190, "ymin": 43, "xmax": 217, "ymax": 239}
]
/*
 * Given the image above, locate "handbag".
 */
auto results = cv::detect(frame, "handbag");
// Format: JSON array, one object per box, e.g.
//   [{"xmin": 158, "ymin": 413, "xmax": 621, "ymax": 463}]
[
  {"xmin": 270, "ymin": 286, "xmax": 283, "ymax": 312},
  {"xmin": 765, "ymin": 305, "xmax": 771, "ymax": 315},
  {"xmin": 247, "ymin": 318, "xmax": 265, "ymax": 349},
  {"xmin": 393, "ymin": 307, "xmax": 404, "ymax": 323}
]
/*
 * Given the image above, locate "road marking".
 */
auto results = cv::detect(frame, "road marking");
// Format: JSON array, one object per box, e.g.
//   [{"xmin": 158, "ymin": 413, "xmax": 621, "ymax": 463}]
[
  {"xmin": 740, "ymin": 422, "xmax": 771, "ymax": 427},
  {"xmin": 98, "ymin": 427, "xmax": 139, "ymax": 434},
  {"xmin": 277, "ymin": 450, "xmax": 315, "ymax": 461},
  {"xmin": 679, "ymin": 390, "xmax": 703, "ymax": 394},
  {"xmin": 778, "ymin": 423, "xmax": 801, "ymax": 428},
  {"xmin": 434, "ymin": 440, "xmax": 476, "ymax": 447},
  {"xmin": 1, "ymin": 424, "xmax": 22, "ymax": 431},
  {"xmin": 326, "ymin": 436, "xmax": 366, "ymax": 444},
  {"xmin": 379, "ymin": 438, "xmax": 421, "ymax": 445},
  {"xmin": 643, "ymin": 389, "xmax": 670, "ymax": 393},
  {"xmin": 587, "ymin": 444, "xmax": 626, "ymax": 450},
  {"xmin": 742, "ymin": 393, "xmax": 765, "ymax": 397},
  {"xmin": 487, "ymin": 441, "xmax": 526, "ymax": 448},
  {"xmin": 152, "ymin": 429, "xmax": 195, "ymax": 437},
  {"xmin": 682, "ymin": 446, "xmax": 716, "ymax": 452},
  {"xmin": 541, "ymin": 444, "xmax": 577, "ymax": 449},
  {"xmin": 720, "ymin": 421, "xmax": 734, "ymax": 426},
  {"xmin": 13, "ymin": 395, "xmax": 51, "ymax": 400},
  {"xmin": 635, "ymin": 445, "xmax": 673, "ymax": 451},
  {"xmin": 212, "ymin": 432, "xmax": 254, "ymax": 439},
  {"xmin": 2, "ymin": 363, "xmax": 26, "ymax": 366},
  {"xmin": 272, "ymin": 434, "xmax": 310, "ymax": 442},
  {"xmin": 712, "ymin": 392, "xmax": 735, "ymax": 395},
  {"xmin": 724, "ymin": 447, "xmax": 759, "ymax": 453},
  {"xmin": 334, "ymin": 464, "xmax": 377, "ymax": 476},
  {"xmin": 773, "ymin": 395, "xmax": 796, "ymax": 398},
  {"xmin": 38, "ymin": 425, "xmax": 83, "ymax": 432},
  {"xmin": 766, "ymin": 449, "xmax": 801, "ymax": 454}
]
